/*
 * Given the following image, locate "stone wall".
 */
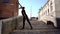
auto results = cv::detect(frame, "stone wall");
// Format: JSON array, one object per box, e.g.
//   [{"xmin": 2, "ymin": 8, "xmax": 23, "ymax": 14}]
[
  {"xmin": 0, "ymin": 20, "xmax": 2, "ymax": 34},
  {"xmin": 0, "ymin": 16, "xmax": 23, "ymax": 34}
]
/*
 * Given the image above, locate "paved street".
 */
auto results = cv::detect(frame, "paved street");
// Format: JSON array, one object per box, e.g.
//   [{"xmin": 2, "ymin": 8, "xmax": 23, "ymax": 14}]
[{"xmin": 11, "ymin": 20, "xmax": 60, "ymax": 34}]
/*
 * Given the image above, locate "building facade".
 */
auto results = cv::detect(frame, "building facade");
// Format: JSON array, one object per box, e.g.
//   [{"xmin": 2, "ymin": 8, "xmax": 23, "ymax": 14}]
[
  {"xmin": 0, "ymin": 0, "xmax": 18, "ymax": 19},
  {"xmin": 38, "ymin": 0, "xmax": 60, "ymax": 27}
]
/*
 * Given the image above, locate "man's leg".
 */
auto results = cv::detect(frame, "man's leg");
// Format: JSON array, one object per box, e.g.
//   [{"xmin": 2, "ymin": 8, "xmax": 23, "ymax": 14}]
[
  {"xmin": 26, "ymin": 17, "xmax": 33, "ymax": 29},
  {"xmin": 22, "ymin": 17, "xmax": 25, "ymax": 29}
]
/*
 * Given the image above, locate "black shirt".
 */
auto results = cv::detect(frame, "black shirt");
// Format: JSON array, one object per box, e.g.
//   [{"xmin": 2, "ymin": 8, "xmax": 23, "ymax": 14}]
[{"xmin": 21, "ymin": 9, "xmax": 27, "ymax": 17}]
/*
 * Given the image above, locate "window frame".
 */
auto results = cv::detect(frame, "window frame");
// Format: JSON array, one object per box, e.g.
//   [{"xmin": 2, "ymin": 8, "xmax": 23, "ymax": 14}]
[{"xmin": 3, "ymin": 0, "xmax": 9, "ymax": 3}]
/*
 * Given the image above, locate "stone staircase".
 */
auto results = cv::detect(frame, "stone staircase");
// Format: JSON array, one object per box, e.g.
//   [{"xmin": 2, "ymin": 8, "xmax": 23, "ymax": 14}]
[{"xmin": 11, "ymin": 20, "xmax": 60, "ymax": 34}]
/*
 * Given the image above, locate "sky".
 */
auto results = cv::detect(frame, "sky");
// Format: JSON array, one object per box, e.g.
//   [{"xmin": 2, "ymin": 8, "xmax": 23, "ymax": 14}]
[{"xmin": 18, "ymin": 0, "xmax": 48, "ymax": 18}]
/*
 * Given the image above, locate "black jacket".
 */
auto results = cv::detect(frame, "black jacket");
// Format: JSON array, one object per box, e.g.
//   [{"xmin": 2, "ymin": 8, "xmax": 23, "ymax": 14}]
[{"xmin": 21, "ymin": 9, "xmax": 27, "ymax": 17}]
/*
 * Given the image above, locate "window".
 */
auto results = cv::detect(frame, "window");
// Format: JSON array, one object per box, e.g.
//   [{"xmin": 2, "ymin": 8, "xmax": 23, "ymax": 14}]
[
  {"xmin": 50, "ymin": 1, "xmax": 52, "ymax": 5},
  {"xmin": 50, "ymin": 1, "xmax": 53, "ymax": 11},
  {"xmin": 51, "ymin": 6, "xmax": 53, "ymax": 11},
  {"xmin": 48, "ymin": 9, "xmax": 49, "ymax": 13},
  {"xmin": 3, "ymin": 0, "xmax": 9, "ymax": 3}
]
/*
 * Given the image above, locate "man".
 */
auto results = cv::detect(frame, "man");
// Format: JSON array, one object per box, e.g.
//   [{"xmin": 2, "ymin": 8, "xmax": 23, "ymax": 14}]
[{"xmin": 21, "ymin": 7, "xmax": 33, "ymax": 29}]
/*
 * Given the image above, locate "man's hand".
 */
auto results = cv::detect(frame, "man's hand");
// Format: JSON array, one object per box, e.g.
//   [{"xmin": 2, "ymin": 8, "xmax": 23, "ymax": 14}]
[{"xmin": 18, "ymin": 2, "xmax": 22, "ymax": 9}]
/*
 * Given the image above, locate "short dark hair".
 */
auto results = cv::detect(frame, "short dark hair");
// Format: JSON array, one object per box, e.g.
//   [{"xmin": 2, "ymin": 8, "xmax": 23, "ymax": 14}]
[{"xmin": 22, "ymin": 7, "xmax": 25, "ymax": 9}]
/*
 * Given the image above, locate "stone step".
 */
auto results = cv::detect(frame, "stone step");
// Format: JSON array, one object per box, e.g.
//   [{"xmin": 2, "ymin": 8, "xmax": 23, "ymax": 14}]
[
  {"xmin": 17, "ymin": 23, "xmax": 54, "ymax": 30},
  {"xmin": 17, "ymin": 26, "xmax": 55, "ymax": 30},
  {"xmin": 11, "ymin": 29, "xmax": 60, "ymax": 34},
  {"xmin": 11, "ymin": 21, "xmax": 60, "ymax": 34},
  {"xmin": 12, "ymin": 21, "xmax": 60, "ymax": 34}
]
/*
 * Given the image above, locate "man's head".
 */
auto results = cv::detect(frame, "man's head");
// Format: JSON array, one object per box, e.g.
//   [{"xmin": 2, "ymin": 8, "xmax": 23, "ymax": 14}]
[{"xmin": 22, "ymin": 7, "xmax": 25, "ymax": 9}]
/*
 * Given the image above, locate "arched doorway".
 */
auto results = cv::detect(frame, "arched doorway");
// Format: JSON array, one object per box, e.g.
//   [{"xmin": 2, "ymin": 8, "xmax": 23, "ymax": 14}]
[{"xmin": 47, "ymin": 21, "xmax": 54, "ymax": 27}]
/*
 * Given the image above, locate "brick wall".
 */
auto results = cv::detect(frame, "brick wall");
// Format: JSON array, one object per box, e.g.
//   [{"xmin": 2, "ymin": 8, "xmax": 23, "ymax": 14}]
[{"xmin": 0, "ymin": 0, "xmax": 18, "ymax": 19}]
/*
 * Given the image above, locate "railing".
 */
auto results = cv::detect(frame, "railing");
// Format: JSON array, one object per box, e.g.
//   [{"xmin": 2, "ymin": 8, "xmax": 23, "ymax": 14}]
[{"xmin": 0, "ymin": 16, "xmax": 23, "ymax": 34}]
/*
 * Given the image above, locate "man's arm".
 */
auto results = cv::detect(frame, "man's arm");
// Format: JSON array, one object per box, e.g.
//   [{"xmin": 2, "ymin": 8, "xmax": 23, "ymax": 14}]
[{"xmin": 18, "ymin": 2, "xmax": 22, "ymax": 9}]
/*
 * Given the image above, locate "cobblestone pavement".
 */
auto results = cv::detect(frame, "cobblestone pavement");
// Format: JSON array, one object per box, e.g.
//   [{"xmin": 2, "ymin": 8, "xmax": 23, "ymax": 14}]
[{"xmin": 11, "ymin": 20, "xmax": 60, "ymax": 34}]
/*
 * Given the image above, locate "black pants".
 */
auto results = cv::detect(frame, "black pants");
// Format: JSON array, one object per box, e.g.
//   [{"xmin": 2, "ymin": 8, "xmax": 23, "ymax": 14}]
[{"xmin": 22, "ymin": 16, "xmax": 32, "ymax": 28}]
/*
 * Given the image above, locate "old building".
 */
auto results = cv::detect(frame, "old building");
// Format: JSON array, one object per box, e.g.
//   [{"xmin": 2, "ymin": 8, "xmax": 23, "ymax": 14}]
[
  {"xmin": 0, "ymin": 0, "xmax": 18, "ymax": 19},
  {"xmin": 38, "ymin": 0, "xmax": 60, "ymax": 27}
]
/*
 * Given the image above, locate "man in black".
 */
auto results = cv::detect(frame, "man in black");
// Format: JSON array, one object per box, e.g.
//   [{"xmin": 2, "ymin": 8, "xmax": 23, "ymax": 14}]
[{"xmin": 21, "ymin": 7, "xmax": 33, "ymax": 29}]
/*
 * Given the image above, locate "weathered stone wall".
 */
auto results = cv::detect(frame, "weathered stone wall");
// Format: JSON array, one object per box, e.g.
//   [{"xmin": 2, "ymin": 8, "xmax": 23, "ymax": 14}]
[
  {"xmin": 0, "ymin": 20, "xmax": 2, "ymax": 34},
  {"xmin": 0, "ymin": 16, "xmax": 23, "ymax": 34}
]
